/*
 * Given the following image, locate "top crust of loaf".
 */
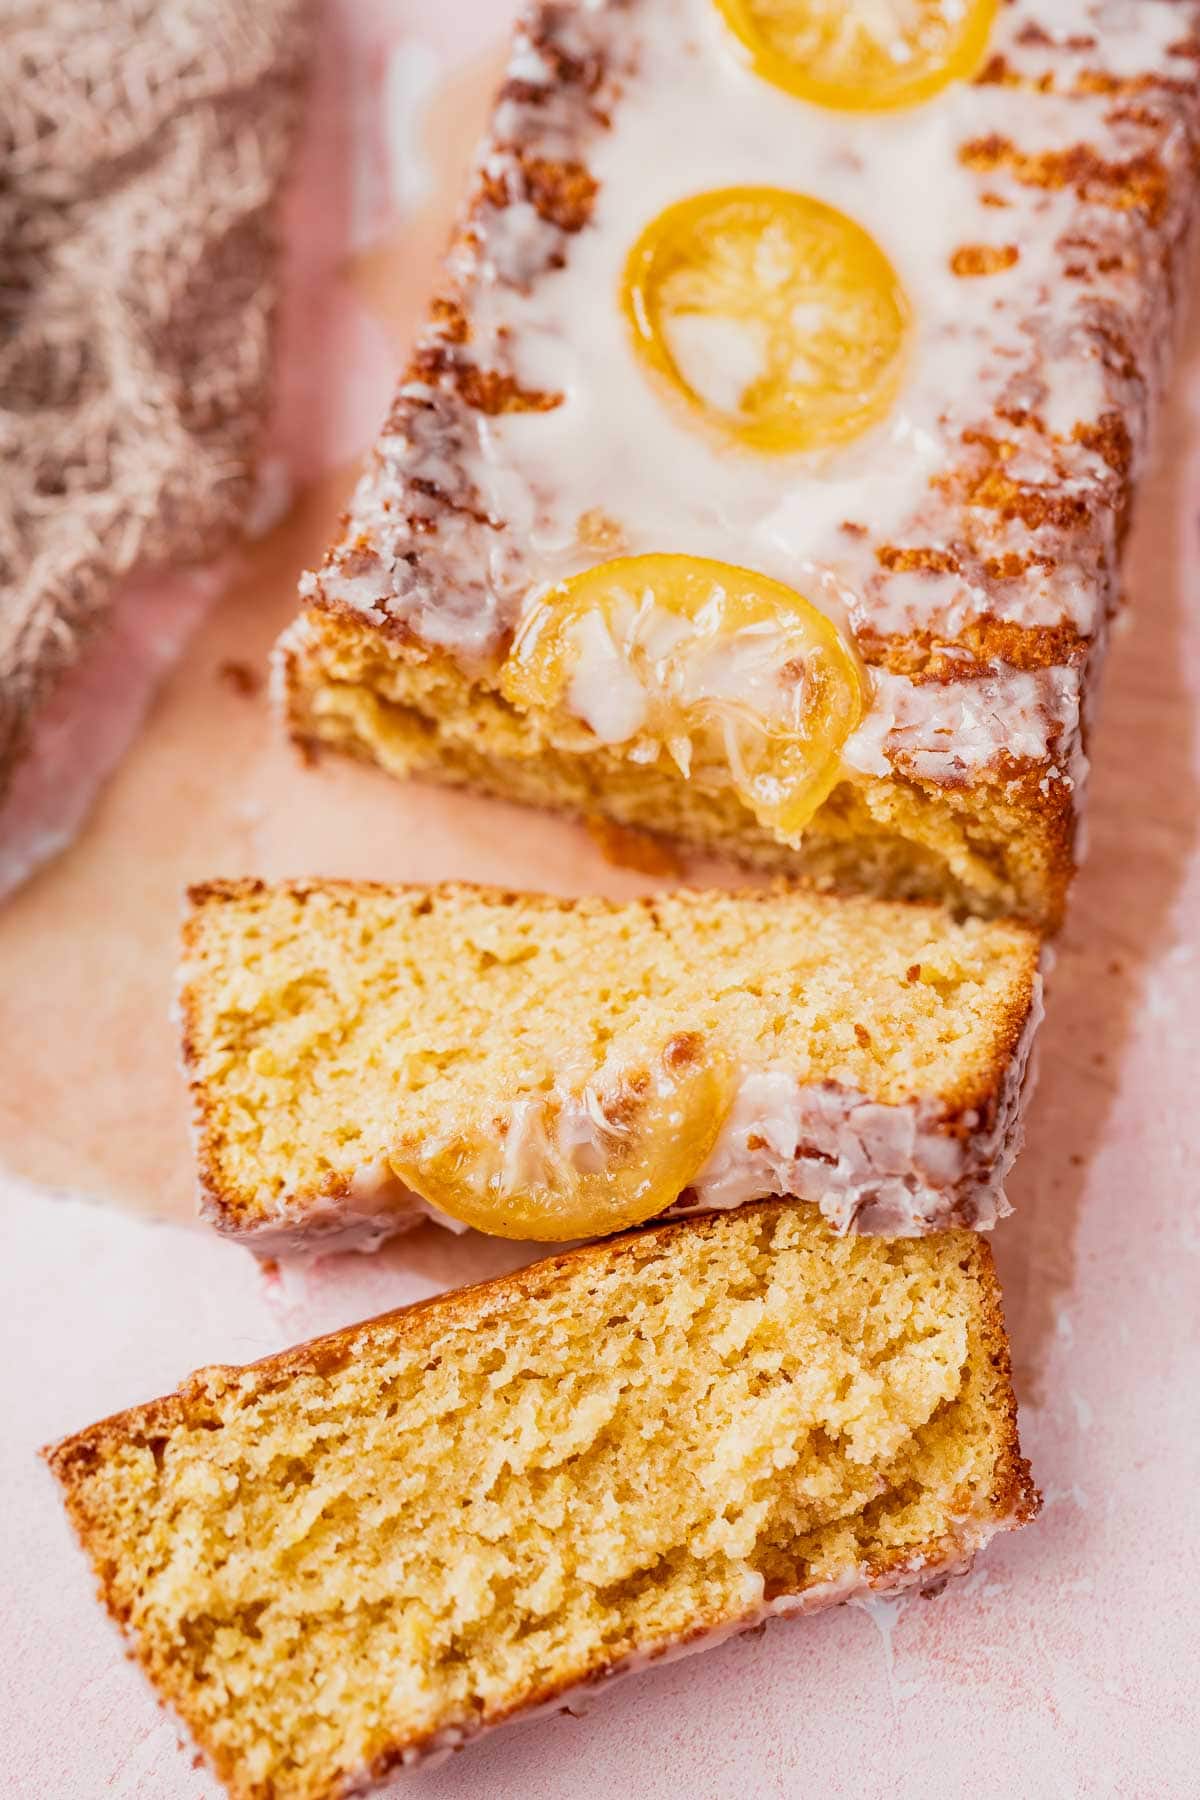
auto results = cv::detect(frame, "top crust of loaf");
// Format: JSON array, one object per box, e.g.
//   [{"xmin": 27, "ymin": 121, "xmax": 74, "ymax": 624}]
[
  {"xmin": 274, "ymin": 2, "xmax": 1200, "ymax": 933},
  {"xmin": 289, "ymin": 0, "xmax": 1200, "ymax": 813}
]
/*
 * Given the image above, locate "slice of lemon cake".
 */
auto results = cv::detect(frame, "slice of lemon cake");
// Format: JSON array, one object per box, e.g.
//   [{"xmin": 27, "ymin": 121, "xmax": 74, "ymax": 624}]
[
  {"xmin": 179, "ymin": 878, "xmax": 1042, "ymax": 1250},
  {"xmin": 46, "ymin": 1202, "xmax": 1038, "ymax": 1800},
  {"xmin": 277, "ymin": 0, "xmax": 1200, "ymax": 930}
]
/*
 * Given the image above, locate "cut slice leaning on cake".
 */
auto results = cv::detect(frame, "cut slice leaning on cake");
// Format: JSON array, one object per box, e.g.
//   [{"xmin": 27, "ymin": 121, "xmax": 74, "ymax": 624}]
[
  {"xmin": 179, "ymin": 878, "xmax": 1042, "ymax": 1251},
  {"xmin": 46, "ymin": 1201, "xmax": 1039, "ymax": 1800}
]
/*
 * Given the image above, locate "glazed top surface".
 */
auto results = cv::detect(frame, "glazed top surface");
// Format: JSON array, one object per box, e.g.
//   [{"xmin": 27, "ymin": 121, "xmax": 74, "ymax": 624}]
[{"xmin": 303, "ymin": 0, "xmax": 1200, "ymax": 787}]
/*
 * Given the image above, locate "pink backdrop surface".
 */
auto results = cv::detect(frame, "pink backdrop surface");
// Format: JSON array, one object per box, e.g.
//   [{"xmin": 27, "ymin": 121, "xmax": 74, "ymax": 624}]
[{"xmin": 2, "ymin": 3, "xmax": 1198, "ymax": 1796}]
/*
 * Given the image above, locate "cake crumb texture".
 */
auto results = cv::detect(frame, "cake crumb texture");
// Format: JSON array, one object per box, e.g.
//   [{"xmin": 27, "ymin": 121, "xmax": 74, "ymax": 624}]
[
  {"xmin": 46, "ymin": 1203, "xmax": 1036, "ymax": 1800},
  {"xmin": 281, "ymin": 618, "xmax": 1076, "ymax": 926},
  {"xmin": 179, "ymin": 878, "xmax": 1040, "ymax": 1234}
]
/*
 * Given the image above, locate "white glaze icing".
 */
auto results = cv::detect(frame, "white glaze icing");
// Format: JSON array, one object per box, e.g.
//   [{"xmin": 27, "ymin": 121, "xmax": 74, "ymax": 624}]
[
  {"xmin": 841, "ymin": 664, "xmax": 1085, "ymax": 788},
  {"xmin": 199, "ymin": 1158, "xmax": 465, "ymax": 1259},
  {"xmin": 304, "ymin": 0, "xmax": 1200, "ymax": 808}
]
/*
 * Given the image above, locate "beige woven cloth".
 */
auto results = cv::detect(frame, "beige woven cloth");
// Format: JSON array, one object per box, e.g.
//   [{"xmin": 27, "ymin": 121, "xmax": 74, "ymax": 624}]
[{"xmin": 0, "ymin": 0, "xmax": 309, "ymax": 793}]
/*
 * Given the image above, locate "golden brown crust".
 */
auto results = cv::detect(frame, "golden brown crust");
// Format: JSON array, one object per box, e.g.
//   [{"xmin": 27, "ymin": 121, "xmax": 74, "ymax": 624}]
[
  {"xmin": 957, "ymin": 133, "xmax": 1170, "ymax": 222},
  {"xmin": 45, "ymin": 1203, "xmax": 1038, "ymax": 1798},
  {"xmin": 856, "ymin": 612, "xmax": 1087, "ymax": 681},
  {"xmin": 974, "ymin": 44, "xmax": 1200, "ymax": 99},
  {"xmin": 292, "ymin": 4, "xmax": 1196, "ymax": 683}
]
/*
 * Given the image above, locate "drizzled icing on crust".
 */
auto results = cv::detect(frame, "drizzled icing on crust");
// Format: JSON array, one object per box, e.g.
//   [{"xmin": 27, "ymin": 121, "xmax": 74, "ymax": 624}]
[
  {"xmin": 683, "ymin": 965, "xmax": 1043, "ymax": 1234},
  {"xmin": 299, "ymin": 0, "xmax": 1200, "ymax": 803}
]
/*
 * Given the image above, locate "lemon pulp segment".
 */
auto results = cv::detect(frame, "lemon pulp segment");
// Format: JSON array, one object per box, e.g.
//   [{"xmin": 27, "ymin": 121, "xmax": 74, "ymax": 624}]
[
  {"xmin": 622, "ymin": 187, "xmax": 909, "ymax": 453},
  {"xmin": 389, "ymin": 1051, "xmax": 734, "ymax": 1240},
  {"xmin": 714, "ymin": 0, "xmax": 998, "ymax": 112},
  {"xmin": 500, "ymin": 553, "xmax": 865, "ymax": 839}
]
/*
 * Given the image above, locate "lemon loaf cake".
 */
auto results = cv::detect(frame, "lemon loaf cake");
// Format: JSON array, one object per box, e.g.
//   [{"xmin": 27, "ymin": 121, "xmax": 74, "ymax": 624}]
[
  {"xmin": 46, "ymin": 1202, "xmax": 1038, "ymax": 1799},
  {"xmin": 179, "ymin": 877, "xmax": 1042, "ymax": 1250},
  {"xmin": 277, "ymin": 0, "xmax": 1200, "ymax": 931}
]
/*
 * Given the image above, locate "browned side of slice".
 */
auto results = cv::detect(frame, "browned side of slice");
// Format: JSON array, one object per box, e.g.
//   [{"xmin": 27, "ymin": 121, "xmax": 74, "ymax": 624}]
[{"xmin": 47, "ymin": 1202, "xmax": 1038, "ymax": 1800}]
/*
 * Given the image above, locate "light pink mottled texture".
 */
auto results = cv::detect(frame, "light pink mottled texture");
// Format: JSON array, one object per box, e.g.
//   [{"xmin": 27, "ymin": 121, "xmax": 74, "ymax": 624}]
[
  {"xmin": 0, "ymin": 568, "xmax": 228, "ymax": 901},
  {"xmin": 3, "ymin": 1, "xmax": 1200, "ymax": 1796}
]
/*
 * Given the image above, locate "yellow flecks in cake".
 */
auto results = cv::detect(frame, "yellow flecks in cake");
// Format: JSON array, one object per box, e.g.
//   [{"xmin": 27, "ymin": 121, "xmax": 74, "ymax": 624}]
[
  {"xmin": 49, "ymin": 1206, "xmax": 1024, "ymax": 1800},
  {"xmin": 714, "ymin": 0, "xmax": 997, "ymax": 113},
  {"xmin": 183, "ymin": 879, "xmax": 1038, "ymax": 1231},
  {"xmin": 622, "ymin": 188, "xmax": 910, "ymax": 454},
  {"xmin": 500, "ymin": 555, "xmax": 865, "ymax": 841},
  {"xmin": 390, "ymin": 1036, "xmax": 735, "ymax": 1240}
]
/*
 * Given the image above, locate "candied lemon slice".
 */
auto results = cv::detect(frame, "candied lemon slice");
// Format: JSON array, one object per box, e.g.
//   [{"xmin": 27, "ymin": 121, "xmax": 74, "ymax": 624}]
[
  {"xmin": 390, "ymin": 1044, "xmax": 733, "ymax": 1241},
  {"xmin": 715, "ymin": 0, "xmax": 997, "ymax": 112},
  {"xmin": 623, "ymin": 187, "xmax": 909, "ymax": 453},
  {"xmin": 501, "ymin": 554, "xmax": 864, "ymax": 839}
]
